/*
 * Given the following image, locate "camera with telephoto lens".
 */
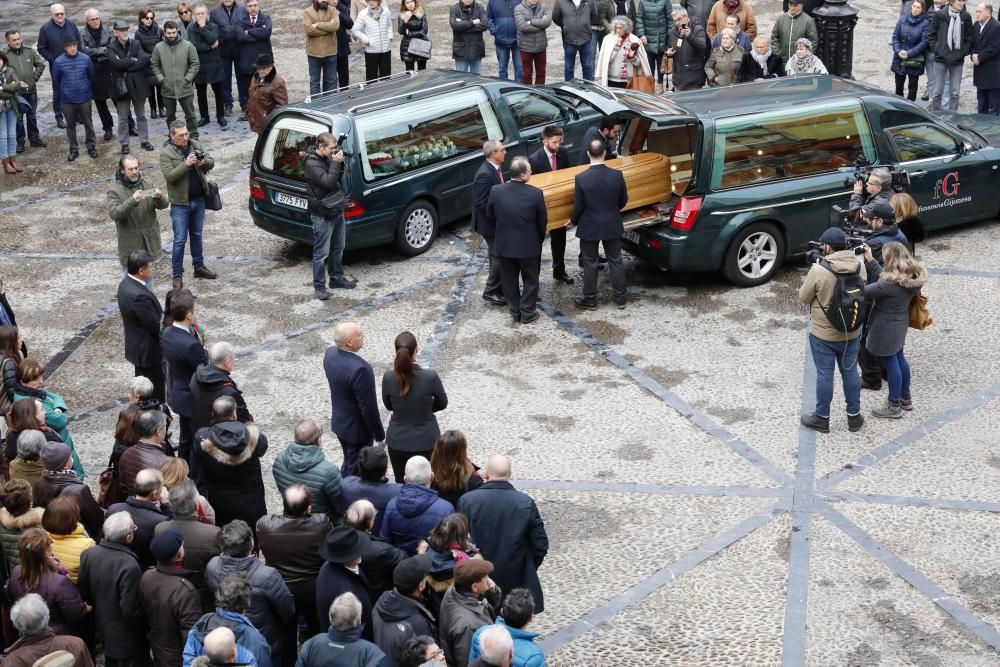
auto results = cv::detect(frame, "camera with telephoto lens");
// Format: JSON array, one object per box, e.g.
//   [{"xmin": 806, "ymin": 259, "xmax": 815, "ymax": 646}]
[
  {"xmin": 800, "ymin": 224, "xmax": 868, "ymax": 264},
  {"xmin": 839, "ymin": 154, "xmax": 911, "ymax": 192},
  {"xmin": 193, "ymin": 149, "xmax": 205, "ymax": 161}
]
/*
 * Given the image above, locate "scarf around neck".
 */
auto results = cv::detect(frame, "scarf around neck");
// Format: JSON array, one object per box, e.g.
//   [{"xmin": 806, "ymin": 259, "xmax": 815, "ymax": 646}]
[
  {"xmin": 792, "ymin": 51, "xmax": 815, "ymax": 73},
  {"xmin": 948, "ymin": 8, "xmax": 962, "ymax": 50},
  {"xmin": 723, "ymin": 0, "xmax": 740, "ymax": 14},
  {"xmin": 751, "ymin": 47, "xmax": 772, "ymax": 75},
  {"xmin": 369, "ymin": 5, "xmax": 384, "ymax": 20}
]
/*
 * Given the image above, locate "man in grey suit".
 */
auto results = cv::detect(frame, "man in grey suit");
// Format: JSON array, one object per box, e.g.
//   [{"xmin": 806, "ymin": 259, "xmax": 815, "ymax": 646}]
[
  {"xmin": 486, "ymin": 156, "xmax": 548, "ymax": 324},
  {"xmin": 573, "ymin": 139, "xmax": 629, "ymax": 311}
]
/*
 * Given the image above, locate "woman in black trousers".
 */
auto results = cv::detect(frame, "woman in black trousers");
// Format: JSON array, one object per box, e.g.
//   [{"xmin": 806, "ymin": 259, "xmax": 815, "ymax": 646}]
[{"xmin": 381, "ymin": 331, "xmax": 448, "ymax": 483}]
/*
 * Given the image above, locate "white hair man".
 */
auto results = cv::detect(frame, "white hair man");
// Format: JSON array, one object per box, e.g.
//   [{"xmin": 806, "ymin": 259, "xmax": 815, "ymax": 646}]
[
  {"xmin": 107, "ymin": 467, "xmax": 172, "ymax": 568},
  {"xmin": 473, "ymin": 624, "xmax": 514, "ymax": 667},
  {"xmin": 191, "ymin": 627, "xmax": 240, "ymax": 667},
  {"xmin": 379, "ymin": 455, "xmax": 454, "ymax": 555},
  {"xmin": 297, "ymin": 593, "xmax": 387, "ymax": 665},
  {"xmin": 3, "ymin": 593, "xmax": 94, "ymax": 666},
  {"xmin": 190, "ymin": 340, "xmax": 254, "ymax": 436},
  {"xmin": 458, "ymin": 455, "xmax": 549, "ymax": 614}
]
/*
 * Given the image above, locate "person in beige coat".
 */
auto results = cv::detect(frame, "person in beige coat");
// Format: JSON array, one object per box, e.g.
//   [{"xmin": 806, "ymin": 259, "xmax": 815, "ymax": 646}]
[
  {"xmin": 596, "ymin": 16, "xmax": 652, "ymax": 87},
  {"xmin": 304, "ymin": 0, "xmax": 341, "ymax": 95},
  {"xmin": 706, "ymin": 0, "xmax": 756, "ymax": 40}
]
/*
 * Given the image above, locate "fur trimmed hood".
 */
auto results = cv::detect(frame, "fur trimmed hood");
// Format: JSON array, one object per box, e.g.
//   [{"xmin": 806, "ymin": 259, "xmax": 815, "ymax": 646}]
[
  {"xmin": 198, "ymin": 421, "xmax": 256, "ymax": 464},
  {"xmin": 0, "ymin": 507, "xmax": 44, "ymax": 531},
  {"xmin": 882, "ymin": 265, "xmax": 929, "ymax": 290}
]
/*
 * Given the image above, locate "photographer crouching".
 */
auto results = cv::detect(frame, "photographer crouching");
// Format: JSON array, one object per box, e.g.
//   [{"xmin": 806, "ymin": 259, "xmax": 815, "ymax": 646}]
[{"xmin": 798, "ymin": 228, "xmax": 868, "ymax": 434}]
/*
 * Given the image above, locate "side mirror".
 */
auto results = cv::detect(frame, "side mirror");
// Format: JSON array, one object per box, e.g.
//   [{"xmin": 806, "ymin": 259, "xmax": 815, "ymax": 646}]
[{"xmin": 957, "ymin": 142, "xmax": 970, "ymax": 156}]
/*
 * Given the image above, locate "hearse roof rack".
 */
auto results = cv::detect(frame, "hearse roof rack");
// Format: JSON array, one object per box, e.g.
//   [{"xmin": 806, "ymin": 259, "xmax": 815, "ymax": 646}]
[
  {"xmin": 346, "ymin": 80, "xmax": 468, "ymax": 115},
  {"xmin": 303, "ymin": 71, "xmax": 418, "ymax": 104}
]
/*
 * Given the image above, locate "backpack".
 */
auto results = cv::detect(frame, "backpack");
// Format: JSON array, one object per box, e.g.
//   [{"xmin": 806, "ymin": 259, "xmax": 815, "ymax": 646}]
[{"xmin": 817, "ymin": 259, "xmax": 866, "ymax": 332}]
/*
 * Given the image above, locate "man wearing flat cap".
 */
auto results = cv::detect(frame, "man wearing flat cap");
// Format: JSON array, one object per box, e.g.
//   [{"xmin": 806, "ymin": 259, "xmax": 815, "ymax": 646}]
[
  {"xmin": 34, "ymin": 441, "xmax": 105, "ymax": 542},
  {"xmin": 245, "ymin": 53, "xmax": 286, "ymax": 133},
  {"xmin": 372, "ymin": 554, "xmax": 437, "ymax": 664},
  {"xmin": 439, "ymin": 559, "xmax": 501, "ymax": 667},
  {"xmin": 798, "ymin": 226, "xmax": 868, "ymax": 435},
  {"xmin": 315, "ymin": 524, "xmax": 376, "ymax": 640},
  {"xmin": 140, "ymin": 528, "xmax": 203, "ymax": 667}
]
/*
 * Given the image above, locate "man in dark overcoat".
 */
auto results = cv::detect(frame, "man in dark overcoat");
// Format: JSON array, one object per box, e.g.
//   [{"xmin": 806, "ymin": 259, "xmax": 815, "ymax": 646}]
[
  {"xmin": 117, "ymin": 250, "xmax": 165, "ymax": 401},
  {"xmin": 472, "ymin": 140, "xmax": 508, "ymax": 306},
  {"xmin": 972, "ymin": 2, "xmax": 1000, "ymax": 114}
]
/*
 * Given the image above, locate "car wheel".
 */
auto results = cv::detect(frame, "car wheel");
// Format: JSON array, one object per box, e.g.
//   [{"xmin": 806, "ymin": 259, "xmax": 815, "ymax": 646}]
[
  {"xmin": 395, "ymin": 199, "xmax": 438, "ymax": 256},
  {"xmin": 722, "ymin": 223, "xmax": 785, "ymax": 287}
]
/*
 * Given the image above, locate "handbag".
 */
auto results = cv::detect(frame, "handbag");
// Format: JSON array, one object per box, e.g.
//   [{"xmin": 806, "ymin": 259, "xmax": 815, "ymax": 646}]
[
  {"xmin": 627, "ymin": 74, "xmax": 656, "ymax": 94},
  {"xmin": 406, "ymin": 37, "xmax": 432, "ymax": 60},
  {"xmin": 908, "ymin": 291, "xmax": 933, "ymax": 330},
  {"xmin": 661, "ymin": 52, "xmax": 673, "ymax": 75},
  {"xmin": 205, "ymin": 180, "xmax": 223, "ymax": 211},
  {"xmin": 96, "ymin": 467, "xmax": 124, "ymax": 509}
]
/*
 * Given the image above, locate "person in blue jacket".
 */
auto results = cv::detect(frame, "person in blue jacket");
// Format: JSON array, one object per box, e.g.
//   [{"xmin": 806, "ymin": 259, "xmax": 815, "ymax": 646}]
[
  {"xmin": 51, "ymin": 36, "xmax": 96, "ymax": 161},
  {"xmin": 468, "ymin": 589, "xmax": 546, "ymax": 667},
  {"xmin": 488, "ymin": 0, "xmax": 524, "ymax": 80},
  {"xmin": 184, "ymin": 572, "xmax": 273, "ymax": 667},
  {"xmin": 36, "ymin": 3, "xmax": 80, "ymax": 127}
]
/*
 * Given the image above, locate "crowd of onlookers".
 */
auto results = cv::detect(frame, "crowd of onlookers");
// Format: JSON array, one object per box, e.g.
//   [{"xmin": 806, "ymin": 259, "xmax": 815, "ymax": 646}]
[{"xmin": 0, "ymin": 265, "xmax": 551, "ymax": 666}]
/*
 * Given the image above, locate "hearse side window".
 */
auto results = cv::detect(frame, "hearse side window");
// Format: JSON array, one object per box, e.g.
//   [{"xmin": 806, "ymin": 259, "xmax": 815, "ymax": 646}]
[
  {"xmin": 259, "ymin": 117, "xmax": 329, "ymax": 179},
  {"xmin": 354, "ymin": 88, "xmax": 504, "ymax": 182},
  {"xmin": 886, "ymin": 124, "xmax": 958, "ymax": 162},
  {"xmin": 711, "ymin": 101, "xmax": 876, "ymax": 190},
  {"xmin": 502, "ymin": 90, "xmax": 564, "ymax": 130}
]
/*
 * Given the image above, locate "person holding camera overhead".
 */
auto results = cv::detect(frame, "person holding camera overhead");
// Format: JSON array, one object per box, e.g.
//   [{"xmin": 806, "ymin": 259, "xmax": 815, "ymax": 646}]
[
  {"xmin": 304, "ymin": 132, "xmax": 357, "ymax": 300},
  {"xmin": 848, "ymin": 167, "xmax": 892, "ymax": 223},
  {"xmin": 160, "ymin": 120, "xmax": 218, "ymax": 290}
]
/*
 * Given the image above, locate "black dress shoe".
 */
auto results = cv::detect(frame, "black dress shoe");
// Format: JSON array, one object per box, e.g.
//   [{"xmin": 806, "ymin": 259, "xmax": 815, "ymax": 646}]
[
  {"xmin": 217, "ymin": 117, "xmax": 228, "ymax": 128},
  {"xmin": 15, "ymin": 144, "xmax": 24, "ymax": 154},
  {"xmin": 67, "ymin": 151, "xmax": 78, "ymax": 162},
  {"xmin": 103, "ymin": 130, "xmax": 113, "ymax": 141},
  {"xmin": 861, "ymin": 381, "xmax": 882, "ymax": 391},
  {"xmin": 197, "ymin": 118, "xmax": 210, "ymax": 127},
  {"xmin": 150, "ymin": 109, "xmax": 158, "ymax": 119},
  {"xmin": 574, "ymin": 298, "xmax": 597, "ymax": 311},
  {"xmin": 30, "ymin": 139, "xmax": 47, "ymax": 148},
  {"xmin": 482, "ymin": 294, "xmax": 506, "ymax": 306},
  {"xmin": 521, "ymin": 312, "xmax": 540, "ymax": 324},
  {"xmin": 553, "ymin": 272, "xmax": 574, "ymax": 285},
  {"xmin": 56, "ymin": 118, "xmax": 66, "ymax": 129},
  {"xmin": 193, "ymin": 266, "xmax": 218, "ymax": 279},
  {"xmin": 121, "ymin": 144, "xmax": 130, "ymax": 155},
  {"xmin": 87, "ymin": 147, "xmax": 98, "ymax": 159},
  {"xmin": 141, "ymin": 142, "xmax": 155, "ymax": 151}
]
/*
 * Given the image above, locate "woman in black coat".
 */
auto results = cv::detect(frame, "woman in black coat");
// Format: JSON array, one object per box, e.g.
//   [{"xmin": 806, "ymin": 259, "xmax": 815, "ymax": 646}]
[
  {"xmin": 890, "ymin": 192, "xmax": 925, "ymax": 255},
  {"xmin": 381, "ymin": 332, "xmax": 448, "ymax": 483},
  {"xmin": 398, "ymin": 0, "xmax": 430, "ymax": 71},
  {"xmin": 862, "ymin": 242, "xmax": 928, "ymax": 419},
  {"xmin": 192, "ymin": 419, "xmax": 268, "ymax": 534},
  {"xmin": 135, "ymin": 9, "xmax": 165, "ymax": 118},
  {"xmin": 188, "ymin": 5, "xmax": 227, "ymax": 127},
  {"xmin": 740, "ymin": 34, "xmax": 786, "ymax": 81}
]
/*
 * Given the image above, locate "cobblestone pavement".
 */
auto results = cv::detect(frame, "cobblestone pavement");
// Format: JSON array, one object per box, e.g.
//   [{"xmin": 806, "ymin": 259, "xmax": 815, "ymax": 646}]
[{"xmin": 1, "ymin": 0, "xmax": 999, "ymax": 664}]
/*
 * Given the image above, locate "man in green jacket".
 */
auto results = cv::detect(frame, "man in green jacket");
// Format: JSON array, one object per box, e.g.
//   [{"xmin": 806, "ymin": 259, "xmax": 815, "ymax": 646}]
[
  {"xmin": 2, "ymin": 30, "xmax": 47, "ymax": 152},
  {"xmin": 271, "ymin": 418, "xmax": 344, "ymax": 518},
  {"xmin": 107, "ymin": 155, "xmax": 169, "ymax": 287},
  {"xmin": 151, "ymin": 21, "xmax": 200, "ymax": 140},
  {"xmin": 770, "ymin": 0, "xmax": 818, "ymax": 63},
  {"xmin": 160, "ymin": 120, "xmax": 217, "ymax": 288}
]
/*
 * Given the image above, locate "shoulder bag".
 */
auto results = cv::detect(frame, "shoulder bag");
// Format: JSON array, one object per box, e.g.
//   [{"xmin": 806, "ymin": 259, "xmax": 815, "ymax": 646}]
[
  {"xmin": 908, "ymin": 291, "xmax": 933, "ymax": 330},
  {"xmin": 205, "ymin": 180, "xmax": 223, "ymax": 211},
  {"xmin": 406, "ymin": 37, "xmax": 432, "ymax": 60},
  {"xmin": 97, "ymin": 467, "xmax": 124, "ymax": 509}
]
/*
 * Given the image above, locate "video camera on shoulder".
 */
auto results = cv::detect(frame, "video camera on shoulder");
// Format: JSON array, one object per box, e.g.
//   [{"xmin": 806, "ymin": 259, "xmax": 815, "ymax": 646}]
[
  {"xmin": 800, "ymin": 223, "xmax": 867, "ymax": 264},
  {"xmin": 839, "ymin": 154, "xmax": 910, "ymax": 194}
]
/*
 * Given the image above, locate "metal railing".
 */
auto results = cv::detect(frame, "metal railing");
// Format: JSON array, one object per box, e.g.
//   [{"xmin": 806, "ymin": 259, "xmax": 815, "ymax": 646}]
[{"xmin": 303, "ymin": 71, "xmax": 418, "ymax": 104}]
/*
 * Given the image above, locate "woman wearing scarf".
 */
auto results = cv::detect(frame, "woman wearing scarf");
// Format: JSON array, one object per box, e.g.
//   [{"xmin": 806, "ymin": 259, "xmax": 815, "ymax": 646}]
[
  {"xmin": 398, "ymin": 0, "xmax": 430, "ymax": 71},
  {"xmin": 927, "ymin": 0, "xmax": 973, "ymax": 111},
  {"xmin": 891, "ymin": 0, "xmax": 930, "ymax": 101},
  {"xmin": 596, "ymin": 16, "xmax": 653, "ymax": 88},
  {"xmin": 353, "ymin": 0, "xmax": 395, "ymax": 81},
  {"xmin": 786, "ymin": 37, "xmax": 828, "ymax": 75},
  {"xmin": 0, "ymin": 51, "xmax": 24, "ymax": 175},
  {"xmin": 705, "ymin": 27, "xmax": 745, "ymax": 85},
  {"xmin": 740, "ymin": 34, "xmax": 786, "ymax": 80},
  {"xmin": 706, "ymin": 0, "xmax": 756, "ymax": 42}
]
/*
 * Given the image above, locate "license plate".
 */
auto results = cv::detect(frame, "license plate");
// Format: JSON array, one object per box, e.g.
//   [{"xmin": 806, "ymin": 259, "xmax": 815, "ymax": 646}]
[
  {"xmin": 275, "ymin": 191, "xmax": 308, "ymax": 210},
  {"xmin": 623, "ymin": 230, "xmax": 642, "ymax": 245}
]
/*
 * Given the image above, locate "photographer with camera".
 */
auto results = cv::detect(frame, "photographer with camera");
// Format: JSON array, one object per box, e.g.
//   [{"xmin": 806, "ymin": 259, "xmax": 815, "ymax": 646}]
[
  {"xmin": 160, "ymin": 120, "xmax": 218, "ymax": 290},
  {"xmin": 860, "ymin": 200, "xmax": 909, "ymax": 267},
  {"xmin": 304, "ymin": 132, "xmax": 357, "ymax": 300},
  {"xmin": 798, "ymin": 227, "xmax": 868, "ymax": 434},
  {"xmin": 848, "ymin": 167, "xmax": 893, "ymax": 221}
]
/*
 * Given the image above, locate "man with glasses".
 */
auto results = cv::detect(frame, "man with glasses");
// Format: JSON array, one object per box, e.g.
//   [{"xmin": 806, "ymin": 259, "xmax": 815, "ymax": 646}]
[
  {"xmin": 2, "ymin": 30, "xmax": 48, "ymax": 154},
  {"xmin": 176, "ymin": 2, "xmax": 195, "ymax": 37},
  {"xmin": 37, "ymin": 4, "xmax": 80, "ymax": 129},
  {"xmin": 210, "ymin": 0, "xmax": 249, "ymax": 117},
  {"xmin": 80, "ymin": 8, "xmax": 123, "ymax": 142}
]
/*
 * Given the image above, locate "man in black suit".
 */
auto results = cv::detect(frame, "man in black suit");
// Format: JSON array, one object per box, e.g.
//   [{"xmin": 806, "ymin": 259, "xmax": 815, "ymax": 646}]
[
  {"xmin": 527, "ymin": 125, "xmax": 574, "ymax": 285},
  {"xmin": 972, "ymin": 3, "xmax": 1000, "ymax": 115},
  {"xmin": 472, "ymin": 141, "xmax": 508, "ymax": 306},
  {"xmin": 161, "ymin": 291, "xmax": 208, "ymax": 462},
  {"xmin": 578, "ymin": 116, "xmax": 623, "ymax": 166},
  {"xmin": 323, "ymin": 321, "xmax": 385, "ymax": 476},
  {"xmin": 573, "ymin": 139, "xmax": 629, "ymax": 311},
  {"xmin": 487, "ymin": 156, "xmax": 548, "ymax": 324},
  {"xmin": 117, "ymin": 250, "xmax": 165, "ymax": 401}
]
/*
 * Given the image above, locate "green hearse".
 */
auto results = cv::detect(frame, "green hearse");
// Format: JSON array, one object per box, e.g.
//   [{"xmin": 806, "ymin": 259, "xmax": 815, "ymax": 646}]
[{"xmin": 613, "ymin": 75, "xmax": 1000, "ymax": 286}]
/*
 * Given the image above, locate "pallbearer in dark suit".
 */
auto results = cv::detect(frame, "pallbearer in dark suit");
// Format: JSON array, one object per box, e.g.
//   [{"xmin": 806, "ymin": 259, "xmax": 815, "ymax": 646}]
[
  {"xmin": 972, "ymin": 4, "xmax": 1000, "ymax": 115},
  {"xmin": 578, "ymin": 116, "xmax": 623, "ymax": 165},
  {"xmin": 472, "ymin": 141, "xmax": 508, "ymax": 306},
  {"xmin": 161, "ymin": 290, "xmax": 208, "ymax": 461},
  {"xmin": 573, "ymin": 139, "xmax": 629, "ymax": 311},
  {"xmin": 487, "ymin": 156, "xmax": 548, "ymax": 324},
  {"xmin": 528, "ymin": 125, "xmax": 574, "ymax": 285},
  {"xmin": 117, "ymin": 250, "xmax": 165, "ymax": 401}
]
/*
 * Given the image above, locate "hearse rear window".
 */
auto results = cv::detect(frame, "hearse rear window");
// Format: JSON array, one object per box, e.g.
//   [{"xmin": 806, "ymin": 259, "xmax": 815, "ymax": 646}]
[
  {"xmin": 355, "ymin": 88, "xmax": 504, "ymax": 182},
  {"xmin": 711, "ymin": 101, "xmax": 876, "ymax": 190},
  {"xmin": 259, "ymin": 117, "xmax": 329, "ymax": 179}
]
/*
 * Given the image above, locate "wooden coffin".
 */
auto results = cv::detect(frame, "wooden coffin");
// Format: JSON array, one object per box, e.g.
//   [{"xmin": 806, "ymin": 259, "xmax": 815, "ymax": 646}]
[{"xmin": 529, "ymin": 153, "xmax": 672, "ymax": 231}]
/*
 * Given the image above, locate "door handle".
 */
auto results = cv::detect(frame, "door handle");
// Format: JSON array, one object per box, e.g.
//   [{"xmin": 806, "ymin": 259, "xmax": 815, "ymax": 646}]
[
  {"xmin": 909, "ymin": 170, "xmax": 927, "ymax": 177},
  {"xmin": 563, "ymin": 143, "xmax": 574, "ymax": 148}
]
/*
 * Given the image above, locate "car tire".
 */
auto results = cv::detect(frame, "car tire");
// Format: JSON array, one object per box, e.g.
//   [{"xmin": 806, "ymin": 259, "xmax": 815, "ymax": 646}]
[
  {"xmin": 395, "ymin": 199, "xmax": 438, "ymax": 256},
  {"xmin": 722, "ymin": 222, "xmax": 785, "ymax": 287}
]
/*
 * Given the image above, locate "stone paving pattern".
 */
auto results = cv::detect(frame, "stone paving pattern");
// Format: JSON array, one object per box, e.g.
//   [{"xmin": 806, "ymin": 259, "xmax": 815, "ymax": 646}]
[{"xmin": 1, "ymin": 0, "xmax": 999, "ymax": 664}]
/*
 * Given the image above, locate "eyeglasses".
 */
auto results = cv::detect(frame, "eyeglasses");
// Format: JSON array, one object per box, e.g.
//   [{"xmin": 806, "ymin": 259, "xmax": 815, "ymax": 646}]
[
  {"xmin": 53, "ymin": 12, "xmax": 65, "ymax": 16},
  {"xmin": 143, "ymin": 15, "xmax": 154, "ymax": 20},
  {"xmin": 180, "ymin": 9, "xmax": 192, "ymax": 14}
]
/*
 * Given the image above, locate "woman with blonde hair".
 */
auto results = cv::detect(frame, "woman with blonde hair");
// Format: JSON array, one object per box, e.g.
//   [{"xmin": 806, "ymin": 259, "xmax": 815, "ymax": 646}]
[
  {"xmin": 596, "ymin": 16, "xmax": 652, "ymax": 88},
  {"xmin": 705, "ymin": 28, "xmax": 745, "ymax": 86},
  {"xmin": 159, "ymin": 456, "xmax": 216, "ymax": 524},
  {"xmin": 890, "ymin": 192, "xmax": 925, "ymax": 255},
  {"xmin": 862, "ymin": 241, "xmax": 928, "ymax": 418}
]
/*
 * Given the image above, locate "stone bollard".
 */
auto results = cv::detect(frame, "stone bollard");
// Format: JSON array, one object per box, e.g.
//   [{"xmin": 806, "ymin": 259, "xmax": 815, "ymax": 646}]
[{"xmin": 813, "ymin": 0, "xmax": 860, "ymax": 79}]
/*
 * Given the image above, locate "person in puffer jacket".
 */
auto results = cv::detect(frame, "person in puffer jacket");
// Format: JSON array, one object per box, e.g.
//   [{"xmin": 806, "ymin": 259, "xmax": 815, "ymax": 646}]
[
  {"xmin": 205, "ymin": 521, "xmax": 293, "ymax": 667},
  {"xmin": 488, "ymin": 0, "xmax": 524, "ymax": 80},
  {"xmin": 184, "ymin": 572, "xmax": 272, "ymax": 667},
  {"xmin": 271, "ymin": 418, "xmax": 343, "ymax": 519},
  {"xmin": 378, "ymin": 456, "xmax": 454, "ymax": 556},
  {"xmin": 51, "ymin": 36, "xmax": 96, "ymax": 160},
  {"xmin": 354, "ymin": 0, "xmax": 394, "ymax": 81}
]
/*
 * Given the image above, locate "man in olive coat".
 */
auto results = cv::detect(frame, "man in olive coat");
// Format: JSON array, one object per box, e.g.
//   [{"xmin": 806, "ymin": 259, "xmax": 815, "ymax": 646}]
[
  {"xmin": 108, "ymin": 155, "xmax": 168, "ymax": 280},
  {"xmin": 458, "ymin": 455, "xmax": 548, "ymax": 614},
  {"xmin": 152, "ymin": 21, "xmax": 201, "ymax": 139}
]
